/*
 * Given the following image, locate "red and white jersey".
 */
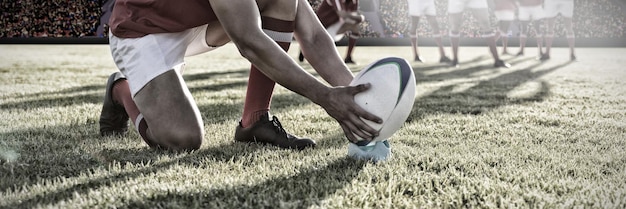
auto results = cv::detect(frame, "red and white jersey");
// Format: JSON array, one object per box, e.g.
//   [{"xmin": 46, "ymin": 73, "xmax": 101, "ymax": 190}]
[
  {"xmin": 109, "ymin": 0, "xmax": 216, "ymax": 38},
  {"xmin": 317, "ymin": 0, "xmax": 359, "ymax": 27}
]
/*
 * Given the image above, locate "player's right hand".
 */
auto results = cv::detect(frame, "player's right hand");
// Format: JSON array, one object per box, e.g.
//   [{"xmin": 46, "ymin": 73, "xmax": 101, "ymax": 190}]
[{"xmin": 320, "ymin": 84, "xmax": 382, "ymax": 143}]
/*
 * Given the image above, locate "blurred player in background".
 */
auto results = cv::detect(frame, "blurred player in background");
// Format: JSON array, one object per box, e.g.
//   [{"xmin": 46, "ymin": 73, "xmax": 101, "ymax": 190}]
[
  {"xmin": 542, "ymin": 0, "xmax": 576, "ymax": 61},
  {"xmin": 299, "ymin": 0, "xmax": 364, "ymax": 64},
  {"xmin": 359, "ymin": 0, "xmax": 386, "ymax": 38},
  {"xmin": 447, "ymin": 0, "xmax": 510, "ymax": 67},
  {"xmin": 100, "ymin": 0, "xmax": 382, "ymax": 154},
  {"xmin": 407, "ymin": 0, "xmax": 452, "ymax": 63},
  {"xmin": 492, "ymin": 0, "xmax": 517, "ymax": 55},
  {"xmin": 516, "ymin": 0, "xmax": 545, "ymax": 58}
]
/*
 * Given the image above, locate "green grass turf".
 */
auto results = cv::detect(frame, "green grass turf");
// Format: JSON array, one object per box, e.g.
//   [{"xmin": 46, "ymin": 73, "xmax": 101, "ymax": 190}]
[{"xmin": 0, "ymin": 44, "xmax": 625, "ymax": 208}]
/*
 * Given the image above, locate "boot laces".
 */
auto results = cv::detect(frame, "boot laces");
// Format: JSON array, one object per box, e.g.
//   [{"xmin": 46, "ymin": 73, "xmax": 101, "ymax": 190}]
[{"xmin": 270, "ymin": 116, "xmax": 287, "ymax": 135}]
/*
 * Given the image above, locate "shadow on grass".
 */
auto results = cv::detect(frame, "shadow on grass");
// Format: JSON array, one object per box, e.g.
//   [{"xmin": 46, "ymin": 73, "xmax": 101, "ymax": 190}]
[
  {"xmin": 2, "ymin": 131, "xmax": 361, "ymax": 208},
  {"xmin": 0, "ymin": 68, "xmax": 322, "ymax": 187},
  {"xmin": 0, "ymin": 69, "xmax": 252, "ymax": 111},
  {"xmin": 0, "ymin": 123, "xmax": 133, "ymax": 190},
  {"xmin": 0, "ymin": 84, "xmax": 104, "ymax": 110},
  {"xmin": 408, "ymin": 60, "xmax": 573, "ymax": 121},
  {"xmin": 7, "ymin": 84, "xmax": 104, "ymax": 100},
  {"xmin": 413, "ymin": 56, "xmax": 536, "ymax": 83},
  {"xmin": 1, "ymin": 138, "xmax": 251, "ymax": 208},
  {"xmin": 0, "ymin": 90, "xmax": 315, "ymax": 192},
  {"xmin": 122, "ymin": 157, "xmax": 367, "ymax": 208},
  {"xmin": 1, "ymin": 54, "xmax": 574, "ymax": 207}
]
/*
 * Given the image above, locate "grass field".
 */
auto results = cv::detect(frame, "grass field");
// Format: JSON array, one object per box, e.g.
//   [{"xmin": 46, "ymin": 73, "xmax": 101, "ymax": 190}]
[{"xmin": 1, "ymin": 44, "xmax": 625, "ymax": 208}]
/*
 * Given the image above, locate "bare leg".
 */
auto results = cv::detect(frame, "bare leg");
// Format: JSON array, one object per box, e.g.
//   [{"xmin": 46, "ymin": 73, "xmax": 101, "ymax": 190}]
[
  {"xmin": 242, "ymin": 66, "xmax": 276, "ymax": 127},
  {"xmin": 409, "ymin": 16, "xmax": 422, "ymax": 62},
  {"xmin": 103, "ymin": 21, "xmax": 232, "ymax": 150},
  {"xmin": 518, "ymin": 21, "xmax": 530, "ymax": 56},
  {"xmin": 498, "ymin": 20, "xmax": 511, "ymax": 55},
  {"xmin": 471, "ymin": 8, "xmax": 503, "ymax": 66},
  {"xmin": 533, "ymin": 19, "xmax": 544, "ymax": 57},
  {"xmin": 242, "ymin": 16, "xmax": 293, "ymax": 127},
  {"xmin": 485, "ymin": 34, "xmax": 501, "ymax": 63},
  {"xmin": 542, "ymin": 17, "xmax": 556, "ymax": 60},
  {"xmin": 427, "ymin": 15, "xmax": 449, "ymax": 62},
  {"xmin": 235, "ymin": 0, "xmax": 316, "ymax": 150},
  {"xmin": 448, "ymin": 12, "xmax": 463, "ymax": 66},
  {"xmin": 501, "ymin": 32, "xmax": 509, "ymax": 54},
  {"xmin": 133, "ymin": 70, "xmax": 204, "ymax": 150},
  {"xmin": 563, "ymin": 17, "xmax": 576, "ymax": 60},
  {"xmin": 344, "ymin": 35, "xmax": 358, "ymax": 64}
]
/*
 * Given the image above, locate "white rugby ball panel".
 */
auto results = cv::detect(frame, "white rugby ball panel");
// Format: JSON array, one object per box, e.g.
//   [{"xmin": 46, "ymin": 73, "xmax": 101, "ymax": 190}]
[
  {"xmin": 350, "ymin": 61, "xmax": 401, "ymax": 132},
  {"xmin": 349, "ymin": 57, "xmax": 416, "ymax": 142},
  {"xmin": 377, "ymin": 61, "xmax": 416, "ymax": 141}
]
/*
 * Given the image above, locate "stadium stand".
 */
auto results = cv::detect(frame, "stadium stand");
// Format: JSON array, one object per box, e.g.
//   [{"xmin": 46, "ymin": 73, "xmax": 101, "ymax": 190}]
[
  {"xmin": 1, "ymin": 0, "xmax": 101, "ymax": 38},
  {"xmin": 0, "ymin": 0, "xmax": 624, "ymax": 39}
]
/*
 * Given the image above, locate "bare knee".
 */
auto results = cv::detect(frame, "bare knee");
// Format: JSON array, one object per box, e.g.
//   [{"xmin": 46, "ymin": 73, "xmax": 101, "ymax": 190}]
[
  {"xmin": 133, "ymin": 70, "xmax": 205, "ymax": 151},
  {"xmin": 410, "ymin": 16, "xmax": 420, "ymax": 30},
  {"xmin": 427, "ymin": 16, "xmax": 440, "ymax": 32},
  {"xmin": 448, "ymin": 14, "xmax": 462, "ymax": 32}
]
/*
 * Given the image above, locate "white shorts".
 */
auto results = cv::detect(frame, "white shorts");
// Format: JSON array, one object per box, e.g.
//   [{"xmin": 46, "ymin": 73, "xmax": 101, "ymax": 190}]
[
  {"xmin": 109, "ymin": 24, "xmax": 216, "ymax": 97},
  {"xmin": 494, "ymin": 10, "xmax": 515, "ymax": 21},
  {"xmin": 407, "ymin": 0, "xmax": 436, "ymax": 17},
  {"xmin": 518, "ymin": 5, "xmax": 545, "ymax": 21},
  {"xmin": 544, "ymin": 0, "xmax": 574, "ymax": 18},
  {"xmin": 447, "ymin": 0, "xmax": 488, "ymax": 14}
]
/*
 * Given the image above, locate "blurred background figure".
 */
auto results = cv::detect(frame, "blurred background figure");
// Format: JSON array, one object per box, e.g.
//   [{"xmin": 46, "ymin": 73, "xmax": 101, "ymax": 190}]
[
  {"xmin": 447, "ymin": 0, "xmax": 510, "ymax": 67},
  {"xmin": 517, "ymin": 0, "xmax": 545, "ymax": 58},
  {"xmin": 492, "ymin": 0, "xmax": 517, "ymax": 55},
  {"xmin": 407, "ymin": 0, "xmax": 452, "ymax": 63},
  {"xmin": 299, "ymin": 0, "xmax": 364, "ymax": 64},
  {"xmin": 542, "ymin": 0, "xmax": 576, "ymax": 61}
]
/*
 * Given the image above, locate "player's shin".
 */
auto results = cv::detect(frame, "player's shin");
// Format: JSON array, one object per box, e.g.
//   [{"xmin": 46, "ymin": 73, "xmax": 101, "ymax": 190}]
[{"xmin": 241, "ymin": 17, "xmax": 294, "ymax": 127}]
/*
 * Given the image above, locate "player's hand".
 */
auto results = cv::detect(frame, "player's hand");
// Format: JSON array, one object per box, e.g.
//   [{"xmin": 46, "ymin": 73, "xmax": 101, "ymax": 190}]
[{"xmin": 320, "ymin": 84, "xmax": 382, "ymax": 143}]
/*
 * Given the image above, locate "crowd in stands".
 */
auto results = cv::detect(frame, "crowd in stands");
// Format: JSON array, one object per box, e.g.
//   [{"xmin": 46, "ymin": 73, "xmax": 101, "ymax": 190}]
[
  {"xmin": 0, "ymin": 0, "xmax": 623, "ymax": 38},
  {"xmin": 572, "ymin": 0, "xmax": 624, "ymax": 38},
  {"xmin": 374, "ymin": 0, "xmax": 489, "ymax": 38},
  {"xmin": 1, "ymin": 0, "xmax": 101, "ymax": 38},
  {"xmin": 364, "ymin": 0, "xmax": 626, "ymax": 38}
]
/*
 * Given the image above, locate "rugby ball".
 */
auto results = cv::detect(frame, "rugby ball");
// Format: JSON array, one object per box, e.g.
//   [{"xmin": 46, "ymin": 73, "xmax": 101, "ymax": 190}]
[{"xmin": 349, "ymin": 57, "xmax": 416, "ymax": 144}]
